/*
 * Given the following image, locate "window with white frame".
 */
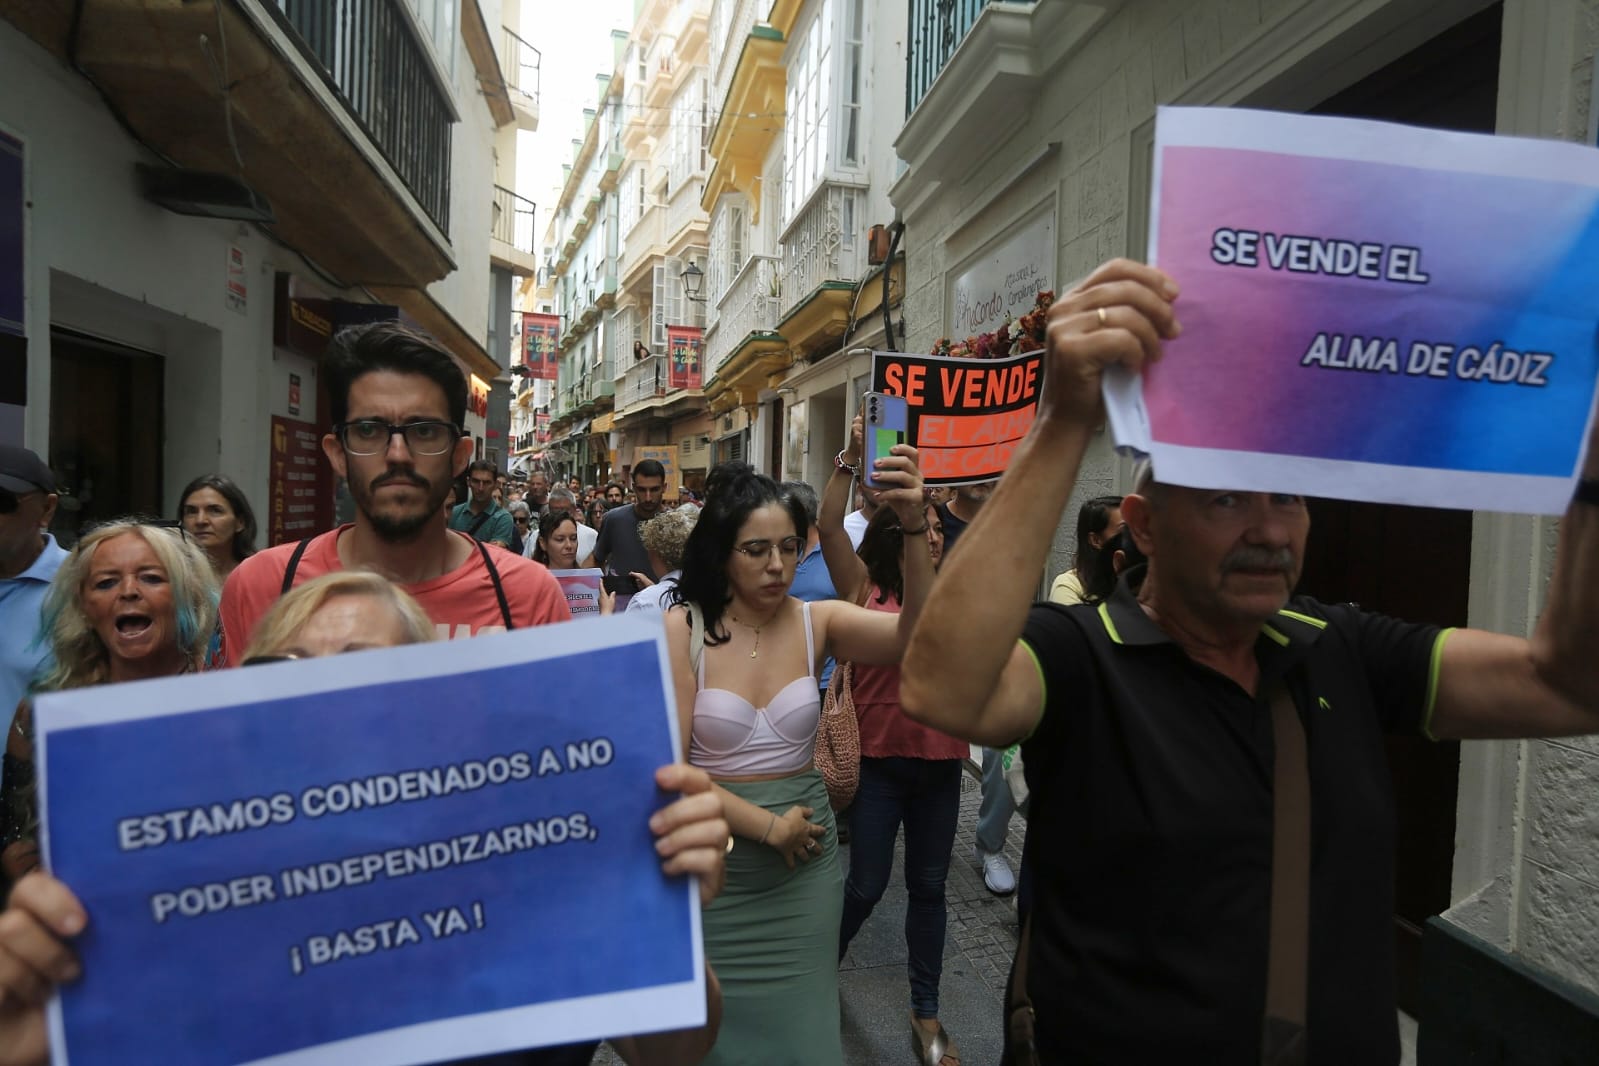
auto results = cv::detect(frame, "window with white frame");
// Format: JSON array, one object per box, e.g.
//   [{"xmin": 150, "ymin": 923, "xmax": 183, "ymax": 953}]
[
  {"xmin": 700, "ymin": 75, "xmax": 711, "ymax": 172},
  {"xmin": 708, "ymin": 207, "xmax": 729, "ymax": 308},
  {"xmin": 708, "ymin": 199, "xmax": 748, "ymax": 307},
  {"xmin": 838, "ymin": 0, "xmax": 864, "ymax": 167},
  {"xmin": 651, "ymin": 262, "xmax": 672, "ymax": 348},
  {"xmin": 670, "ymin": 76, "xmax": 707, "ymax": 189},
  {"xmin": 729, "ymin": 204, "xmax": 747, "ymax": 278},
  {"xmin": 711, "ymin": 0, "xmax": 730, "ymax": 61},
  {"xmin": 619, "ymin": 164, "xmax": 639, "ymax": 238},
  {"xmin": 652, "ymin": 254, "xmax": 708, "ymax": 346},
  {"xmin": 784, "ymin": 0, "xmax": 833, "ymax": 224}
]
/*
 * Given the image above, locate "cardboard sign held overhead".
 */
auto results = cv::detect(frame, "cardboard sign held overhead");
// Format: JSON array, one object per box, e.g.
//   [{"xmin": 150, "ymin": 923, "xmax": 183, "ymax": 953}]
[{"xmin": 871, "ymin": 348, "xmax": 1044, "ymax": 486}]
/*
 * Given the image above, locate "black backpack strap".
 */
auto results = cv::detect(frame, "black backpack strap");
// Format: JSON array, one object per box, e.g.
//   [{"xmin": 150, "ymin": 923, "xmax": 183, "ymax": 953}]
[
  {"xmin": 476, "ymin": 539, "xmax": 515, "ymax": 630},
  {"xmin": 280, "ymin": 537, "xmax": 314, "ymax": 596},
  {"xmin": 466, "ymin": 509, "xmax": 492, "ymax": 537}
]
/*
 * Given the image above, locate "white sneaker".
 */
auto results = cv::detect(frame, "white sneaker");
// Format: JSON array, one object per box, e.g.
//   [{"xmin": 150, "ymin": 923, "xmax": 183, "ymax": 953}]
[{"xmin": 976, "ymin": 846, "xmax": 1016, "ymax": 895}]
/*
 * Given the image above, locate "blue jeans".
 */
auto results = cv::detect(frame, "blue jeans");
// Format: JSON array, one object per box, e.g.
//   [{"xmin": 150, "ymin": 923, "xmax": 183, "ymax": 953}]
[
  {"xmin": 838, "ymin": 756, "xmax": 962, "ymax": 1018},
  {"xmin": 976, "ymin": 746, "xmax": 1014, "ymax": 854}
]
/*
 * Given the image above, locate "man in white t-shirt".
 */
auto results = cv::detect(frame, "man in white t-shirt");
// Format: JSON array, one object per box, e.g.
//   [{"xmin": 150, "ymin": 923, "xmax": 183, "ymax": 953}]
[{"xmin": 841, "ymin": 482, "xmax": 883, "ymax": 550}]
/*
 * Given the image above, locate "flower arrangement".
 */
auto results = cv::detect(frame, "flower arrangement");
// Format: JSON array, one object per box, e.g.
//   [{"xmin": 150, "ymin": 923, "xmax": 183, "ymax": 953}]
[{"xmin": 930, "ymin": 289, "xmax": 1056, "ymax": 359}]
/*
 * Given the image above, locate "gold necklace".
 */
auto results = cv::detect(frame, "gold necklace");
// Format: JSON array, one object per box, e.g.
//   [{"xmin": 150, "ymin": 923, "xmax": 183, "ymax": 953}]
[{"xmin": 727, "ymin": 610, "xmax": 777, "ymax": 658}]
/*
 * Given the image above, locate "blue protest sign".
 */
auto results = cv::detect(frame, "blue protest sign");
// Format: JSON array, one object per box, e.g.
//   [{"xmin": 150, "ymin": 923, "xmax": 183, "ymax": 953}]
[{"xmin": 36, "ymin": 616, "xmax": 702, "ymax": 1066}]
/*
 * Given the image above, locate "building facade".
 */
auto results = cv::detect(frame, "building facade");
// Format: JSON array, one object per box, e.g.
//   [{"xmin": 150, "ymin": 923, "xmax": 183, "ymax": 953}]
[
  {"xmin": 611, "ymin": 0, "xmax": 714, "ymax": 497},
  {"xmin": 700, "ymin": 0, "xmax": 908, "ymax": 488},
  {"xmin": 0, "ymin": 0, "xmax": 539, "ymax": 544},
  {"xmin": 890, "ymin": 0, "xmax": 1599, "ymax": 1053},
  {"xmin": 539, "ymin": 1, "xmax": 720, "ymax": 499}
]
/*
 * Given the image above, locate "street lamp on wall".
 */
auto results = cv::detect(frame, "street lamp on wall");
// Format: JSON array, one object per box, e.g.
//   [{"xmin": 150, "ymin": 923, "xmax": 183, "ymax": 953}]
[{"xmin": 680, "ymin": 261, "xmax": 706, "ymax": 302}]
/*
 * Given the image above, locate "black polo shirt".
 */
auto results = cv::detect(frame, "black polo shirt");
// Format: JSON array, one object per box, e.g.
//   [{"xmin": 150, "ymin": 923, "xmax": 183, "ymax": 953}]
[{"xmin": 1017, "ymin": 575, "xmax": 1449, "ymax": 1065}]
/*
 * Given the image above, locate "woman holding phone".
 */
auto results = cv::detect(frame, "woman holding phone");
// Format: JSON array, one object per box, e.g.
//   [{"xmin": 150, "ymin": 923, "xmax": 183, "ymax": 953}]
[
  {"xmin": 825, "ymin": 414, "xmax": 965, "ymax": 1066},
  {"xmin": 663, "ymin": 454, "xmax": 932, "ymax": 1066}
]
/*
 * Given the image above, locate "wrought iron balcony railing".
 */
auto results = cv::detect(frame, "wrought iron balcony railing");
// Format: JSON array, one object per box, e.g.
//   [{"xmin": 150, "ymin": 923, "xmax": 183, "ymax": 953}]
[
  {"xmin": 271, "ymin": 0, "xmax": 454, "ymax": 230},
  {"xmin": 492, "ymin": 186, "xmax": 536, "ymax": 254},
  {"xmin": 906, "ymin": 0, "xmax": 1000, "ymax": 117},
  {"xmin": 502, "ymin": 27, "xmax": 542, "ymax": 106}
]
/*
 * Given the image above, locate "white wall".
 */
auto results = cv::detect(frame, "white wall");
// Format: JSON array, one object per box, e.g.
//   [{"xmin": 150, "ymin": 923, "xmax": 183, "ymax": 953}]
[
  {"xmin": 425, "ymin": 18, "xmax": 501, "ymax": 349},
  {"xmin": 862, "ymin": 0, "xmax": 907, "ymax": 239},
  {"xmin": 1445, "ymin": 0, "xmax": 1599, "ymax": 991},
  {"xmin": 0, "ymin": 20, "xmax": 293, "ymax": 521}
]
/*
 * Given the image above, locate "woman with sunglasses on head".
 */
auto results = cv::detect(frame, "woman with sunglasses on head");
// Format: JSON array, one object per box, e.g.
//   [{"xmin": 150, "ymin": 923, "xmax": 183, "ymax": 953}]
[
  {"xmin": 823, "ymin": 415, "xmax": 965, "ymax": 1066},
  {"xmin": 664, "ymin": 454, "xmax": 932, "ymax": 1066},
  {"xmin": 1, "ymin": 520, "xmax": 218, "ymax": 884},
  {"xmin": 0, "ymin": 569, "xmax": 728, "ymax": 1066}
]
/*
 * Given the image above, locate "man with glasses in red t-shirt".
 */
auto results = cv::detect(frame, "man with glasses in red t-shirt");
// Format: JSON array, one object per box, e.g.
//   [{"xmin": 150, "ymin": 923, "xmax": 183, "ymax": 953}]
[{"xmin": 218, "ymin": 322, "xmax": 569, "ymax": 659}]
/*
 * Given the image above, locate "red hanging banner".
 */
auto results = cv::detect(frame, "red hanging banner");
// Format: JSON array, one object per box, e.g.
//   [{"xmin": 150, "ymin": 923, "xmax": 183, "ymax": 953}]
[
  {"xmin": 522, "ymin": 312, "xmax": 560, "ymax": 381},
  {"xmin": 666, "ymin": 325, "xmax": 703, "ymax": 390}
]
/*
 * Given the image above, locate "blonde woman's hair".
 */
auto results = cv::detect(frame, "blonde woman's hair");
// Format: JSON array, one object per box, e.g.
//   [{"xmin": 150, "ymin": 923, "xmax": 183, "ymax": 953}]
[
  {"xmin": 37, "ymin": 520, "xmax": 219, "ymax": 692},
  {"xmin": 638, "ymin": 504, "xmax": 699, "ymax": 572},
  {"xmin": 241, "ymin": 571, "xmax": 436, "ymax": 662}
]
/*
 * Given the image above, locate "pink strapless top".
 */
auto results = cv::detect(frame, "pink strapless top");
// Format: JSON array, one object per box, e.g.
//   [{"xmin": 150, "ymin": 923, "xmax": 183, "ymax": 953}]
[{"xmin": 691, "ymin": 600, "xmax": 820, "ymax": 775}]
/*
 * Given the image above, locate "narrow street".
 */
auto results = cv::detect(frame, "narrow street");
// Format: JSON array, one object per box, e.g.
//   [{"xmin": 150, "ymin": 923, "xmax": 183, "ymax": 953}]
[{"xmin": 837, "ymin": 766, "xmax": 1020, "ymax": 1066}]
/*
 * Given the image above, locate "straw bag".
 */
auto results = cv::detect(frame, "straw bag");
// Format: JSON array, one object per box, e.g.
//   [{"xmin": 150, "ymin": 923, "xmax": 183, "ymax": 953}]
[{"xmin": 815, "ymin": 661, "xmax": 860, "ymax": 812}]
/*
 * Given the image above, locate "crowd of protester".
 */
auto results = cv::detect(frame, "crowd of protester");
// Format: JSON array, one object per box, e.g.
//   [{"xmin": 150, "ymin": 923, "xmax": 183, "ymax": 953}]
[{"xmin": 0, "ymin": 259, "xmax": 1595, "ymax": 1066}]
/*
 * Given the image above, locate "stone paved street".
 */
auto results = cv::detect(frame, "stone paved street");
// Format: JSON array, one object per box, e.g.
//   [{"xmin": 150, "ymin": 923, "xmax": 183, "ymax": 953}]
[
  {"xmin": 597, "ymin": 759, "xmax": 1024, "ymax": 1065},
  {"xmin": 838, "ymin": 762, "xmax": 1023, "ymax": 1066}
]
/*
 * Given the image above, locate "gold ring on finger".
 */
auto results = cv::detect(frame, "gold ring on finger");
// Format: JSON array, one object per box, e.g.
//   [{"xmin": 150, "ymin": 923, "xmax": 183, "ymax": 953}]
[{"xmin": 1097, "ymin": 306, "xmax": 1108, "ymax": 327}]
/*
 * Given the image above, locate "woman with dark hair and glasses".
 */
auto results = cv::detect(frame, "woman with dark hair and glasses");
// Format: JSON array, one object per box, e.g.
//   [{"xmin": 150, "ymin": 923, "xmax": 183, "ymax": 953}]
[
  {"xmin": 0, "ymin": 569, "xmax": 730, "ymax": 1066},
  {"xmin": 665, "ymin": 456, "xmax": 932, "ymax": 1066},
  {"xmin": 1, "ymin": 520, "xmax": 218, "ymax": 884},
  {"xmin": 177, "ymin": 474, "xmax": 258, "ymax": 580},
  {"xmin": 823, "ymin": 414, "xmax": 964, "ymax": 1066}
]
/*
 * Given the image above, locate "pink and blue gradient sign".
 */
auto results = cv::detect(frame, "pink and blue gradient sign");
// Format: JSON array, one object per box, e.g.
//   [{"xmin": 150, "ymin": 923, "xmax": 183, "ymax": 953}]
[{"xmin": 1105, "ymin": 107, "xmax": 1599, "ymax": 514}]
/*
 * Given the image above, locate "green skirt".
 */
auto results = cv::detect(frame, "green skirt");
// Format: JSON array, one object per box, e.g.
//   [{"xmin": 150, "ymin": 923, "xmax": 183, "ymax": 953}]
[{"xmin": 702, "ymin": 769, "xmax": 843, "ymax": 1066}]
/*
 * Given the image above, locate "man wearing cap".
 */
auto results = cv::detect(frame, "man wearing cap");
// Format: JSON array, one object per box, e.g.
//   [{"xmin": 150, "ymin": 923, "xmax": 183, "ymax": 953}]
[{"xmin": 0, "ymin": 446, "xmax": 67, "ymax": 772}]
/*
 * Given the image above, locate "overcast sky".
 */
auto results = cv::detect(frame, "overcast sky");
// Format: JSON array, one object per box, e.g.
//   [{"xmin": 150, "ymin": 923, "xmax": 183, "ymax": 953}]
[{"xmin": 516, "ymin": 0, "xmax": 634, "ymax": 243}]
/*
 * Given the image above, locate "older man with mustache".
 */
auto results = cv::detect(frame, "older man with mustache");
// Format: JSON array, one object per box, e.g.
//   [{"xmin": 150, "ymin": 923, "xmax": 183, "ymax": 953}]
[
  {"xmin": 218, "ymin": 322, "xmax": 570, "ymax": 657},
  {"xmin": 900, "ymin": 259, "xmax": 1599, "ymax": 1066}
]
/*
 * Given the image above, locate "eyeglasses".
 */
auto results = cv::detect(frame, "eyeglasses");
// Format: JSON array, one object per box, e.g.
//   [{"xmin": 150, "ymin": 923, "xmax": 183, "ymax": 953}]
[
  {"xmin": 335, "ymin": 420, "xmax": 461, "ymax": 456},
  {"xmin": 733, "ymin": 537, "xmax": 803, "ymax": 562}
]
